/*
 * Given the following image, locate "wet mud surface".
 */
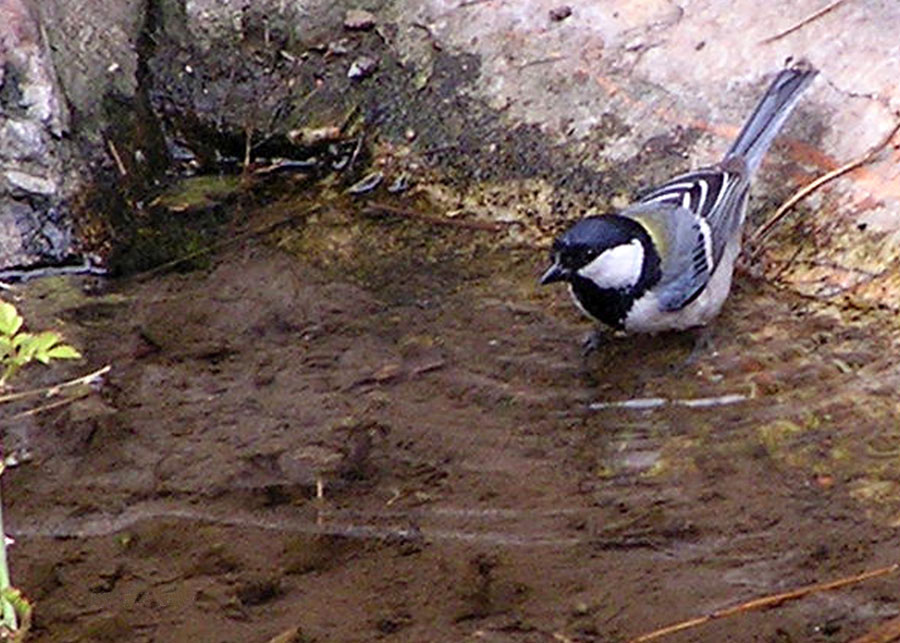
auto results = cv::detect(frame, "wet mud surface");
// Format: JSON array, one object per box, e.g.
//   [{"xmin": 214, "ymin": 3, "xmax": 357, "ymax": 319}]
[{"xmin": 5, "ymin": 200, "xmax": 900, "ymax": 642}]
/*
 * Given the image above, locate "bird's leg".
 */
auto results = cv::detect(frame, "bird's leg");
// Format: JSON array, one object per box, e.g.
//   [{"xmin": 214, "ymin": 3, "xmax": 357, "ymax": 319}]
[{"xmin": 678, "ymin": 326, "xmax": 714, "ymax": 369}]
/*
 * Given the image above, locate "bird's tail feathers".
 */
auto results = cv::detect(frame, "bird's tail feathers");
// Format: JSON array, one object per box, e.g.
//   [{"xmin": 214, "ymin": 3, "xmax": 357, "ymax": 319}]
[{"xmin": 726, "ymin": 60, "xmax": 817, "ymax": 175}]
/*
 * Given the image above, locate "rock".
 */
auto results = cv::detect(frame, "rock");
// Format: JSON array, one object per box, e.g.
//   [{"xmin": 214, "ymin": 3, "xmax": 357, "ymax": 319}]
[
  {"xmin": 287, "ymin": 125, "xmax": 343, "ymax": 147},
  {"xmin": 0, "ymin": 120, "xmax": 47, "ymax": 161},
  {"xmin": 0, "ymin": 0, "xmax": 147, "ymax": 269},
  {"xmin": 0, "ymin": 0, "xmax": 71, "ymax": 267},
  {"xmin": 0, "ymin": 0, "xmax": 69, "ymax": 133},
  {"xmin": 344, "ymin": 9, "xmax": 376, "ymax": 31}
]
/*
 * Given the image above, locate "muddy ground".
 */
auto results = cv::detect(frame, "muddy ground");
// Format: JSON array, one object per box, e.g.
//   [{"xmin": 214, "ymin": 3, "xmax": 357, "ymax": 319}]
[{"xmin": 4, "ymin": 195, "xmax": 900, "ymax": 642}]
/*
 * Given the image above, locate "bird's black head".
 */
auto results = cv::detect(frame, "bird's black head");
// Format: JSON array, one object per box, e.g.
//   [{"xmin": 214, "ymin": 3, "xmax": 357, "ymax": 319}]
[{"xmin": 540, "ymin": 215, "xmax": 661, "ymax": 329}]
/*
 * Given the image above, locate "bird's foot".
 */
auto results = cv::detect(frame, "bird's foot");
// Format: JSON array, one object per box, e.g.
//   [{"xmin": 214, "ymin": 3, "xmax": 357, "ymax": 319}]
[{"xmin": 581, "ymin": 328, "xmax": 607, "ymax": 356}]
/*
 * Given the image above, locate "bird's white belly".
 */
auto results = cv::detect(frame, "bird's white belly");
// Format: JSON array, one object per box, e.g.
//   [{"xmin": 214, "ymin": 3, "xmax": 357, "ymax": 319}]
[{"xmin": 624, "ymin": 236, "xmax": 740, "ymax": 333}]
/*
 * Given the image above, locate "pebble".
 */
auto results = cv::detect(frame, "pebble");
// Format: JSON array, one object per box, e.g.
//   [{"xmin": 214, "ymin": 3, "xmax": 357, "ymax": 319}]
[
  {"xmin": 348, "ymin": 55, "xmax": 378, "ymax": 80},
  {"xmin": 328, "ymin": 39, "xmax": 351, "ymax": 56},
  {"xmin": 344, "ymin": 9, "xmax": 376, "ymax": 31},
  {"xmin": 347, "ymin": 171, "xmax": 383, "ymax": 195},
  {"xmin": 5, "ymin": 169, "xmax": 57, "ymax": 195},
  {"xmin": 549, "ymin": 6, "xmax": 572, "ymax": 21}
]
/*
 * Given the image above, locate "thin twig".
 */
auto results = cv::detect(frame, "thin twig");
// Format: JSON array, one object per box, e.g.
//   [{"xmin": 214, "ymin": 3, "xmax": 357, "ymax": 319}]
[
  {"xmin": 850, "ymin": 613, "xmax": 900, "ymax": 643},
  {"xmin": 520, "ymin": 56, "xmax": 567, "ymax": 69},
  {"xmin": 0, "ymin": 365, "xmax": 111, "ymax": 405},
  {"xmin": 132, "ymin": 205, "xmax": 321, "ymax": 280},
  {"xmin": 2, "ymin": 395, "xmax": 87, "ymax": 425},
  {"xmin": 338, "ymin": 102, "xmax": 362, "ymax": 135},
  {"xmin": 589, "ymin": 393, "xmax": 747, "ymax": 411},
  {"xmin": 345, "ymin": 134, "xmax": 365, "ymax": 175},
  {"xmin": 107, "ymin": 140, "xmax": 128, "ymax": 177},
  {"xmin": 243, "ymin": 124, "xmax": 253, "ymax": 171},
  {"xmin": 759, "ymin": 0, "xmax": 850, "ymax": 44},
  {"xmin": 749, "ymin": 119, "xmax": 900, "ymax": 252},
  {"xmin": 252, "ymin": 88, "xmax": 320, "ymax": 153},
  {"xmin": 363, "ymin": 201, "xmax": 516, "ymax": 232},
  {"xmin": 769, "ymin": 243, "xmax": 805, "ymax": 282},
  {"xmin": 629, "ymin": 563, "xmax": 900, "ymax": 643}
]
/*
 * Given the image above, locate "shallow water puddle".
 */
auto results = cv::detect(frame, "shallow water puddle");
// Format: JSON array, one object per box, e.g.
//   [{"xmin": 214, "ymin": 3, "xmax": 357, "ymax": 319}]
[{"xmin": 6, "ymin": 198, "xmax": 900, "ymax": 641}]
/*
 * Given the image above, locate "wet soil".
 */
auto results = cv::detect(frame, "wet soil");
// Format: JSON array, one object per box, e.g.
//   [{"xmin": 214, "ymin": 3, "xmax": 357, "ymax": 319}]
[{"xmin": 5, "ymin": 198, "xmax": 900, "ymax": 642}]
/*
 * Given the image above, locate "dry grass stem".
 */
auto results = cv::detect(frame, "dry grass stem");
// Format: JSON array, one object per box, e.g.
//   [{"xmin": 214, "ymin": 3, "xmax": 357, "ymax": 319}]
[
  {"xmin": 749, "ymin": 118, "xmax": 900, "ymax": 252},
  {"xmin": 3, "ymin": 395, "xmax": 87, "ymax": 425},
  {"xmin": 133, "ymin": 205, "xmax": 321, "ymax": 280},
  {"xmin": 0, "ymin": 365, "xmax": 111, "ymax": 405},
  {"xmin": 629, "ymin": 563, "xmax": 900, "ymax": 643},
  {"xmin": 363, "ymin": 201, "xmax": 513, "ymax": 232},
  {"xmin": 760, "ymin": 0, "xmax": 851, "ymax": 44}
]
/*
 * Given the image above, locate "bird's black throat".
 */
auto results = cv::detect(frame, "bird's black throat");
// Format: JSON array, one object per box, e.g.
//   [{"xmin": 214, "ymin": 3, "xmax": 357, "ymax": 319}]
[{"xmin": 568, "ymin": 279, "xmax": 634, "ymax": 330}]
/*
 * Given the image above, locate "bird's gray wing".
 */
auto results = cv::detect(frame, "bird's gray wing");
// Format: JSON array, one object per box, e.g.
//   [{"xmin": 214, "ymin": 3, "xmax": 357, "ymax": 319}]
[
  {"xmin": 624, "ymin": 201, "xmax": 713, "ymax": 312},
  {"xmin": 636, "ymin": 163, "xmax": 749, "ymax": 272}
]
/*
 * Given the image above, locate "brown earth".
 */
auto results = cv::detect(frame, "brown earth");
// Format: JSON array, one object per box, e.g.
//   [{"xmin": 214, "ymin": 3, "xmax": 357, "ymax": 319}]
[{"xmin": 4, "ymin": 199, "xmax": 900, "ymax": 642}]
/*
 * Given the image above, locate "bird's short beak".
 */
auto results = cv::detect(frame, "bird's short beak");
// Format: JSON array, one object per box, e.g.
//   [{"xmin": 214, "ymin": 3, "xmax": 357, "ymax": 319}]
[{"xmin": 540, "ymin": 262, "xmax": 567, "ymax": 285}]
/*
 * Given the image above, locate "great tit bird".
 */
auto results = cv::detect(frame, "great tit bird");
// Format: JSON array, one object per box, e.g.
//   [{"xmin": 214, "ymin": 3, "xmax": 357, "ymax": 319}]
[{"xmin": 541, "ymin": 61, "xmax": 817, "ymax": 338}]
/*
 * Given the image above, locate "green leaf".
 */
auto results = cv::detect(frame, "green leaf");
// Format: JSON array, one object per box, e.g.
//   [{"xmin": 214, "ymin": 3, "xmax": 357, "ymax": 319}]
[
  {"xmin": 11, "ymin": 332, "xmax": 33, "ymax": 348},
  {"xmin": 0, "ymin": 302, "xmax": 82, "ymax": 386},
  {"xmin": 0, "ymin": 302, "xmax": 23, "ymax": 337},
  {"xmin": 15, "ymin": 338, "xmax": 36, "ymax": 362},
  {"xmin": 29, "ymin": 331, "xmax": 62, "ymax": 353},
  {"xmin": 46, "ymin": 345, "xmax": 81, "ymax": 360},
  {"xmin": 16, "ymin": 331, "xmax": 59, "ymax": 363}
]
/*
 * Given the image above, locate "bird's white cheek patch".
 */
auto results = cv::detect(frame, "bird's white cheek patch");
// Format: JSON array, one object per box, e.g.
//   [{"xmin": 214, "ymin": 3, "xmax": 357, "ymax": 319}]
[{"xmin": 576, "ymin": 239, "xmax": 644, "ymax": 289}]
